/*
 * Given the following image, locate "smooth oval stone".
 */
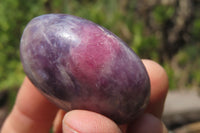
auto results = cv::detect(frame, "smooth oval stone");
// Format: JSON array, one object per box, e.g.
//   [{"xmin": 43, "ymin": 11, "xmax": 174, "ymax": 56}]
[{"xmin": 20, "ymin": 14, "xmax": 150, "ymax": 124}]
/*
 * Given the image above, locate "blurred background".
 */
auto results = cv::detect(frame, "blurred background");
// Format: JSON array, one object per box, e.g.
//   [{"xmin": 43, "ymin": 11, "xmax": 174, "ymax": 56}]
[{"xmin": 0, "ymin": 0, "xmax": 200, "ymax": 132}]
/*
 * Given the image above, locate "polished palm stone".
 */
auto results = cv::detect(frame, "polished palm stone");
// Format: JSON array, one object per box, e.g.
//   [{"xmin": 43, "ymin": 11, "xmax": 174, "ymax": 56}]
[{"xmin": 20, "ymin": 14, "xmax": 150, "ymax": 124}]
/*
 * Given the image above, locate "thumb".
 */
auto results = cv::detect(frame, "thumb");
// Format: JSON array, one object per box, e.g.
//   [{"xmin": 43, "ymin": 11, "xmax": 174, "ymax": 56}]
[{"xmin": 62, "ymin": 110, "xmax": 122, "ymax": 133}]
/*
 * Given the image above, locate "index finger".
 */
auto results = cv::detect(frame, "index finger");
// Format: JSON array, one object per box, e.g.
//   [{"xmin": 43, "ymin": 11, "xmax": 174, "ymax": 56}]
[{"xmin": 1, "ymin": 77, "xmax": 59, "ymax": 133}]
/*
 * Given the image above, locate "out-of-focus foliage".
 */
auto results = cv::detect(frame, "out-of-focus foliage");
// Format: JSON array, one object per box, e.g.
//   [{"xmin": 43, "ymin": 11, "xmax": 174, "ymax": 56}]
[
  {"xmin": 0, "ymin": 0, "xmax": 200, "ymax": 91},
  {"xmin": 172, "ymin": 45, "xmax": 200, "ymax": 88},
  {"xmin": 0, "ymin": 0, "xmax": 46, "ymax": 90}
]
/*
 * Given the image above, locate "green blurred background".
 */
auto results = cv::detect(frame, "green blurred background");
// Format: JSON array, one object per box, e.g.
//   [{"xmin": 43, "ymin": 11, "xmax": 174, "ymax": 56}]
[{"xmin": 0, "ymin": 0, "xmax": 200, "ymax": 127}]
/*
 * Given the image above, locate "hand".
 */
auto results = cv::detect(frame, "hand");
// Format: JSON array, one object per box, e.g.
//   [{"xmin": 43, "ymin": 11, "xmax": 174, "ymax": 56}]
[{"xmin": 1, "ymin": 59, "xmax": 168, "ymax": 133}]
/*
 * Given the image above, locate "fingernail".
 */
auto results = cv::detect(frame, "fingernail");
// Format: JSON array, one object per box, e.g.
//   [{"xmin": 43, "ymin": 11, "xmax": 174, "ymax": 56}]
[
  {"xmin": 62, "ymin": 114, "xmax": 79, "ymax": 133},
  {"xmin": 62, "ymin": 123, "xmax": 79, "ymax": 133}
]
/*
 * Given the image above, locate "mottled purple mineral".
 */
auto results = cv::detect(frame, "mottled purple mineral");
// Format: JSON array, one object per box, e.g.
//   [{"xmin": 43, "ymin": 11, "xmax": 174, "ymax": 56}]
[{"xmin": 20, "ymin": 14, "xmax": 150, "ymax": 124}]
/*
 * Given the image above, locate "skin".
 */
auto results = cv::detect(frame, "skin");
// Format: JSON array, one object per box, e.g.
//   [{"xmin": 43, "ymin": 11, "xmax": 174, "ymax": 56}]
[{"xmin": 1, "ymin": 59, "xmax": 168, "ymax": 133}]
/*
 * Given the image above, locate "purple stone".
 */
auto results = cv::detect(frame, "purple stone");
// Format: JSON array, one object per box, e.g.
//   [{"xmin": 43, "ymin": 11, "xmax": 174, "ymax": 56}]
[{"xmin": 20, "ymin": 14, "xmax": 150, "ymax": 124}]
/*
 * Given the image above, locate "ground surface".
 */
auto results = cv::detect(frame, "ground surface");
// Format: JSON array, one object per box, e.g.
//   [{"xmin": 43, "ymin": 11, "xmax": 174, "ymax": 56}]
[{"xmin": 163, "ymin": 90, "xmax": 200, "ymax": 131}]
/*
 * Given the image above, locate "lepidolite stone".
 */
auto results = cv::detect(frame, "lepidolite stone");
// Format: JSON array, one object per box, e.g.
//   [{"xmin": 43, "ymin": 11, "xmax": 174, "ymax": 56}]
[{"xmin": 20, "ymin": 14, "xmax": 150, "ymax": 124}]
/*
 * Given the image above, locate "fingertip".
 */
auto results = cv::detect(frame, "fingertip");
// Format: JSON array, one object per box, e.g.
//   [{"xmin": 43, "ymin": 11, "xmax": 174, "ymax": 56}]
[
  {"xmin": 62, "ymin": 110, "xmax": 122, "ymax": 133},
  {"xmin": 143, "ymin": 59, "xmax": 168, "ymax": 97},
  {"xmin": 142, "ymin": 59, "xmax": 169, "ymax": 118},
  {"xmin": 53, "ymin": 110, "xmax": 66, "ymax": 133}
]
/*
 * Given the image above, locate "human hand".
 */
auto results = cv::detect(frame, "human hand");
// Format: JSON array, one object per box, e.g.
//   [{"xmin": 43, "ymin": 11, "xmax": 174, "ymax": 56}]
[{"xmin": 1, "ymin": 59, "xmax": 168, "ymax": 133}]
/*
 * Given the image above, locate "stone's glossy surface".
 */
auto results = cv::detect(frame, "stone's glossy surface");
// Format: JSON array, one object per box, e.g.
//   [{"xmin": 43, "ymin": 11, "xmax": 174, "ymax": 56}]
[{"xmin": 20, "ymin": 14, "xmax": 150, "ymax": 124}]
